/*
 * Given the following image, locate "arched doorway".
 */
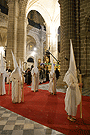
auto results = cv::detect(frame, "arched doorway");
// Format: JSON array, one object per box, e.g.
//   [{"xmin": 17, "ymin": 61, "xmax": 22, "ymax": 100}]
[
  {"xmin": 26, "ymin": 10, "xmax": 46, "ymax": 63},
  {"xmin": 27, "ymin": 57, "xmax": 34, "ymax": 69},
  {"xmin": 25, "ymin": 0, "xmax": 60, "ymax": 61}
]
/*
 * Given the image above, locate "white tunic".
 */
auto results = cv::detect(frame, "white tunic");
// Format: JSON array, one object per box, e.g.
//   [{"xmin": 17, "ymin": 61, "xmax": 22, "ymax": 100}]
[
  {"xmin": 64, "ymin": 73, "xmax": 81, "ymax": 116},
  {"xmin": 0, "ymin": 73, "xmax": 6, "ymax": 95},
  {"xmin": 10, "ymin": 68, "xmax": 22, "ymax": 103},
  {"xmin": 48, "ymin": 73, "xmax": 56, "ymax": 94},
  {"xmin": 31, "ymin": 68, "xmax": 39, "ymax": 91},
  {"xmin": 12, "ymin": 78, "xmax": 22, "ymax": 103}
]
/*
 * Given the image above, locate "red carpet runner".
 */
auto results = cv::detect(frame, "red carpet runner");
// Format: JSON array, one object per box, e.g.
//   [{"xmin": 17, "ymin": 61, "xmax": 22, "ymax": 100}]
[{"xmin": 0, "ymin": 83, "xmax": 90, "ymax": 135}]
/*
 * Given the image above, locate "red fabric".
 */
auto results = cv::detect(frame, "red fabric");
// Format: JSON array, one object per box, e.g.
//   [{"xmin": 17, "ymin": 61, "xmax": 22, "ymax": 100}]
[{"xmin": 0, "ymin": 83, "xmax": 90, "ymax": 135}]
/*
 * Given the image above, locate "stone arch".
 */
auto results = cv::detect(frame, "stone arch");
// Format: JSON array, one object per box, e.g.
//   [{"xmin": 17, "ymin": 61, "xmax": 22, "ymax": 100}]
[
  {"xmin": 18, "ymin": 0, "xmax": 60, "ymax": 63},
  {"xmin": 26, "ymin": 35, "xmax": 36, "ymax": 52},
  {"xmin": 27, "ymin": 54, "xmax": 34, "ymax": 60},
  {"xmin": 27, "ymin": 29, "xmax": 40, "ymax": 50},
  {"xmin": 25, "ymin": 0, "xmax": 60, "ymax": 27},
  {"xmin": 26, "ymin": 28, "xmax": 45, "ymax": 62},
  {"xmin": 27, "ymin": 57, "xmax": 34, "ymax": 62},
  {"xmin": 26, "ymin": 4, "xmax": 51, "ymax": 26}
]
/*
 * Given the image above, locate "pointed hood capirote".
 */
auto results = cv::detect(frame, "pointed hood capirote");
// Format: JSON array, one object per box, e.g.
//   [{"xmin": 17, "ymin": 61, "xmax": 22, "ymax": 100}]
[
  {"xmin": 11, "ymin": 51, "xmax": 21, "ymax": 81},
  {"xmin": 63, "ymin": 39, "xmax": 81, "ymax": 106},
  {"xmin": 63, "ymin": 39, "xmax": 78, "ymax": 85},
  {"xmin": 69, "ymin": 39, "xmax": 77, "ymax": 80},
  {"xmin": 11, "ymin": 50, "xmax": 18, "ymax": 70}
]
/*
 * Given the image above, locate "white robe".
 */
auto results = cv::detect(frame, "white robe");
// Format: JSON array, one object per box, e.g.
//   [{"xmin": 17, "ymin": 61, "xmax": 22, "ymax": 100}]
[
  {"xmin": 48, "ymin": 73, "xmax": 56, "ymax": 94},
  {"xmin": 31, "ymin": 68, "xmax": 39, "ymax": 91},
  {"xmin": 0, "ymin": 73, "xmax": 6, "ymax": 95},
  {"xmin": 10, "ymin": 68, "xmax": 22, "ymax": 103},
  {"xmin": 64, "ymin": 73, "xmax": 81, "ymax": 116},
  {"xmin": 0, "ymin": 71, "xmax": 8, "ymax": 95},
  {"xmin": 11, "ymin": 78, "xmax": 22, "ymax": 103}
]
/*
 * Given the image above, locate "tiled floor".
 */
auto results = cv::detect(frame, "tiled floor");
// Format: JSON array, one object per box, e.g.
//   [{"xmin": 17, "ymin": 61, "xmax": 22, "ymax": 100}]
[
  {"xmin": 29, "ymin": 83, "xmax": 90, "ymax": 96},
  {"xmin": 1, "ymin": 83, "xmax": 89, "ymax": 135},
  {"xmin": 28, "ymin": 83, "xmax": 66, "ymax": 93},
  {"xmin": 0, "ymin": 106, "xmax": 65, "ymax": 135}
]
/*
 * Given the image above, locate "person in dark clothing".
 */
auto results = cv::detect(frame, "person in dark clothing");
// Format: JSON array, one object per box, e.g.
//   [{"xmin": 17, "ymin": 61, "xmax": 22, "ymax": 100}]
[
  {"xmin": 26, "ymin": 68, "xmax": 31, "ymax": 85},
  {"xmin": 6, "ymin": 67, "xmax": 12, "ymax": 72},
  {"xmin": 31, "ymin": 65, "xmax": 34, "ymax": 70},
  {"xmin": 46, "ymin": 67, "xmax": 49, "ymax": 82},
  {"xmin": 55, "ymin": 68, "xmax": 60, "ymax": 80},
  {"xmin": 40, "ymin": 67, "xmax": 46, "ymax": 83},
  {"xmin": 24, "ymin": 69, "xmax": 27, "ymax": 83}
]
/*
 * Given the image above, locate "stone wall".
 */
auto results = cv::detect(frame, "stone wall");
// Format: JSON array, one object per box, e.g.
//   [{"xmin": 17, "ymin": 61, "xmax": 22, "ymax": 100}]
[
  {"xmin": 57, "ymin": 0, "xmax": 77, "ymax": 88},
  {"xmin": 26, "ymin": 25, "xmax": 46, "ymax": 63},
  {"xmin": 57, "ymin": 0, "xmax": 90, "ymax": 88},
  {"xmin": 0, "ymin": 10, "xmax": 8, "ymax": 47},
  {"xmin": 79, "ymin": 0, "xmax": 90, "ymax": 88}
]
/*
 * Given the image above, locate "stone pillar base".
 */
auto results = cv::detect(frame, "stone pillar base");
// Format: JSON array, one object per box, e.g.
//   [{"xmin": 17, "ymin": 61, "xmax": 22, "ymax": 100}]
[{"xmin": 82, "ymin": 75, "xmax": 90, "ymax": 89}]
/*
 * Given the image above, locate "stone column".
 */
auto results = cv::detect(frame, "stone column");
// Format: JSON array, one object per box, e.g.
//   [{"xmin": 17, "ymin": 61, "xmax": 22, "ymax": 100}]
[
  {"xmin": 57, "ymin": 0, "xmax": 77, "ymax": 88},
  {"xmin": 13, "ymin": 0, "xmax": 19, "ymax": 58},
  {"xmin": 17, "ymin": 9, "xmax": 27, "ymax": 64},
  {"xmin": 7, "ymin": 0, "xmax": 26, "ymax": 69},
  {"xmin": 7, "ymin": 0, "xmax": 15, "ymax": 70}
]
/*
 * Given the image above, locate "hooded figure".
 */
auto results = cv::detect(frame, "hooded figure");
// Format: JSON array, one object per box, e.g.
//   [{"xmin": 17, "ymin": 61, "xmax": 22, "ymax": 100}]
[
  {"xmin": 63, "ymin": 39, "xmax": 81, "ymax": 121},
  {"xmin": 31, "ymin": 56, "xmax": 39, "ymax": 92},
  {"xmin": 0, "ymin": 52, "xmax": 8, "ymax": 95},
  {"xmin": 39, "ymin": 65, "xmax": 46, "ymax": 84},
  {"xmin": 10, "ymin": 51, "xmax": 22, "ymax": 103},
  {"xmin": 48, "ymin": 57, "xmax": 56, "ymax": 95}
]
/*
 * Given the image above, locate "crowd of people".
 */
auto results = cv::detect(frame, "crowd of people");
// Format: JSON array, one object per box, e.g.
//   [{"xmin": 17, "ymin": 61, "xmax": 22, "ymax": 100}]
[
  {"xmin": 24, "ymin": 64, "xmax": 60, "ymax": 86},
  {"xmin": 0, "ymin": 39, "xmax": 82, "ymax": 122},
  {"xmin": 4, "ymin": 56, "xmax": 60, "ymax": 98}
]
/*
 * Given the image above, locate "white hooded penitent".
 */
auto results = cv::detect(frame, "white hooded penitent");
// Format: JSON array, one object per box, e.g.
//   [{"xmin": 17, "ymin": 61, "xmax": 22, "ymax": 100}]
[
  {"xmin": 63, "ymin": 39, "xmax": 81, "ymax": 116},
  {"xmin": 11, "ymin": 51, "xmax": 21, "ymax": 80}
]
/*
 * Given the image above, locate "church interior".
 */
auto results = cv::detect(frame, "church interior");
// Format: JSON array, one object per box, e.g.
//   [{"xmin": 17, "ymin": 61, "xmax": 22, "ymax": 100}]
[{"xmin": 0, "ymin": 0, "xmax": 90, "ymax": 135}]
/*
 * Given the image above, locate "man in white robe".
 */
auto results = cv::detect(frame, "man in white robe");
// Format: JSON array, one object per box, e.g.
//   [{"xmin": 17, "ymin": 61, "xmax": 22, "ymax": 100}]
[
  {"xmin": 31, "ymin": 56, "xmax": 39, "ymax": 92},
  {"xmin": 63, "ymin": 39, "xmax": 81, "ymax": 121},
  {"xmin": 0, "ymin": 73, "xmax": 6, "ymax": 95},
  {"xmin": 0, "ymin": 52, "xmax": 8, "ymax": 95},
  {"xmin": 10, "ymin": 51, "xmax": 22, "ymax": 103},
  {"xmin": 48, "ymin": 57, "xmax": 56, "ymax": 95}
]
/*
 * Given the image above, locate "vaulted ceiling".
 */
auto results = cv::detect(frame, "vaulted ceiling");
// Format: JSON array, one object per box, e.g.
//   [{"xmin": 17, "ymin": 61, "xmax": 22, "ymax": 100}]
[{"xmin": 26, "ymin": 0, "xmax": 60, "ymax": 27}]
